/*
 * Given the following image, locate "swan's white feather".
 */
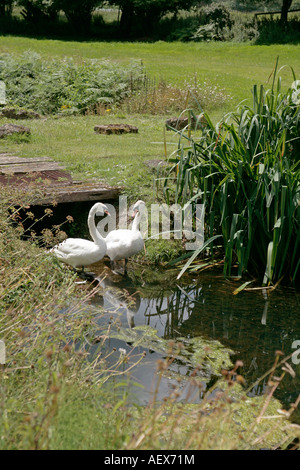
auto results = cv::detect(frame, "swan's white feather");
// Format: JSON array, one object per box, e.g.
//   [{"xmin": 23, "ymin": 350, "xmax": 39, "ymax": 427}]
[
  {"xmin": 50, "ymin": 203, "xmax": 108, "ymax": 269},
  {"xmin": 51, "ymin": 239, "xmax": 105, "ymax": 268},
  {"xmin": 104, "ymin": 200, "xmax": 146, "ymax": 269},
  {"xmin": 105, "ymin": 229, "xmax": 144, "ymax": 261}
]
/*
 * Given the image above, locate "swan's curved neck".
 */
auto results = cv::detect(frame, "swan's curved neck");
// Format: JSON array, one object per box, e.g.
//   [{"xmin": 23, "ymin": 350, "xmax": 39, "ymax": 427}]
[
  {"xmin": 88, "ymin": 208, "xmax": 106, "ymax": 245},
  {"xmin": 132, "ymin": 211, "xmax": 142, "ymax": 232}
]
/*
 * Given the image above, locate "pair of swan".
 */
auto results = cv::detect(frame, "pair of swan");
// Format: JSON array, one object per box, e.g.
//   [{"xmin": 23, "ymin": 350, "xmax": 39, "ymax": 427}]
[{"xmin": 51, "ymin": 200, "xmax": 145, "ymax": 274}]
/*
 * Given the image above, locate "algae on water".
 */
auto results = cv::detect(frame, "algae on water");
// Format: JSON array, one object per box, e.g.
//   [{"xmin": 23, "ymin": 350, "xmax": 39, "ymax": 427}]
[{"xmin": 109, "ymin": 324, "xmax": 234, "ymax": 381}]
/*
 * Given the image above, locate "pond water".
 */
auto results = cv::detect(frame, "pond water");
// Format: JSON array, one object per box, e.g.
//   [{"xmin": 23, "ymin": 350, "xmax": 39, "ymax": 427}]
[{"xmin": 84, "ymin": 261, "xmax": 300, "ymax": 423}]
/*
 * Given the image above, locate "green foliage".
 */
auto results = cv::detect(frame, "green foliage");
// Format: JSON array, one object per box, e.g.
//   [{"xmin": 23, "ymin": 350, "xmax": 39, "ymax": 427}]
[
  {"xmin": 53, "ymin": 0, "xmax": 103, "ymax": 30},
  {"xmin": 0, "ymin": 0, "xmax": 13, "ymax": 16},
  {"xmin": 162, "ymin": 62, "xmax": 300, "ymax": 284},
  {"xmin": 121, "ymin": 74, "xmax": 231, "ymax": 114},
  {"xmin": 238, "ymin": 0, "xmax": 294, "ymax": 22},
  {"xmin": 256, "ymin": 16, "xmax": 300, "ymax": 44},
  {"xmin": 1, "ymin": 1, "xmax": 299, "ymax": 42},
  {"xmin": 192, "ymin": 4, "xmax": 234, "ymax": 42},
  {"xmin": 107, "ymin": 0, "xmax": 198, "ymax": 35},
  {"xmin": 136, "ymin": 239, "xmax": 185, "ymax": 265},
  {"xmin": 202, "ymin": 3, "xmax": 233, "ymax": 30},
  {"xmin": 0, "ymin": 51, "xmax": 145, "ymax": 115},
  {"xmin": 17, "ymin": 0, "xmax": 59, "ymax": 24},
  {"xmin": 16, "ymin": 0, "xmax": 103, "ymax": 28}
]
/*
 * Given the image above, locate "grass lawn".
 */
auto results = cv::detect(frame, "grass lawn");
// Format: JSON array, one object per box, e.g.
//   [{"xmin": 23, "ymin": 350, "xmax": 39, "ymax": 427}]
[
  {"xmin": 1, "ymin": 37, "xmax": 299, "ymax": 102},
  {"xmin": 0, "ymin": 37, "xmax": 299, "ymax": 198},
  {"xmin": 0, "ymin": 114, "xmax": 172, "ymax": 201}
]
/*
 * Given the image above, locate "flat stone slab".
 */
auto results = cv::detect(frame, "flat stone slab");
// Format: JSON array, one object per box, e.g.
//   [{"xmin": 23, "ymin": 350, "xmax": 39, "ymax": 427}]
[
  {"xmin": 0, "ymin": 108, "xmax": 42, "ymax": 120},
  {"xmin": 94, "ymin": 124, "xmax": 138, "ymax": 135},
  {"xmin": 0, "ymin": 123, "xmax": 31, "ymax": 139}
]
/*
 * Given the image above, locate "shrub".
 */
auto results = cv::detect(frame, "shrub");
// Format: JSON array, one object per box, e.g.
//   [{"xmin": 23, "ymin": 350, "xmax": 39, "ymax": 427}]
[
  {"xmin": 256, "ymin": 16, "xmax": 300, "ymax": 44},
  {"xmin": 0, "ymin": 0, "xmax": 13, "ymax": 16},
  {"xmin": 121, "ymin": 74, "xmax": 231, "ymax": 114},
  {"xmin": 192, "ymin": 3, "xmax": 234, "ymax": 41},
  {"xmin": 17, "ymin": 0, "xmax": 59, "ymax": 23},
  {"xmin": 229, "ymin": 12, "xmax": 259, "ymax": 42},
  {"xmin": 0, "ymin": 51, "xmax": 145, "ymax": 115}
]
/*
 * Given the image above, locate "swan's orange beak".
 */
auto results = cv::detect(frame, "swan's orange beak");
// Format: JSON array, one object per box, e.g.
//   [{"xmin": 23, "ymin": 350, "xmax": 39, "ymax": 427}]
[{"xmin": 104, "ymin": 210, "xmax": 111, "ymax": 216}]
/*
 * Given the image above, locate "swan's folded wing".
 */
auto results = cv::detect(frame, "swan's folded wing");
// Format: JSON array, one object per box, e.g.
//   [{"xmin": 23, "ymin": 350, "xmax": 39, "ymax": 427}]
[
  {"xmin": 106, "ymin": 230, "xmax": 133, "ymax": 248},
  {"xmin": 106, "ymin": 229, "xmax": 144, "ymax": 260},
  {"xmin": 51, "ymin": 238, "xmax": 95, "ymax": 257}
]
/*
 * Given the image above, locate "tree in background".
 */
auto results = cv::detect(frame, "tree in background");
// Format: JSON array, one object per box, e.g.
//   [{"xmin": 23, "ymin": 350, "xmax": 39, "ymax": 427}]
[
  {"xmin": 0, "ymin": 0, "xmax": 14, "ymax": 17},
  {"xmin": 107, "ymin": 0, "xmax": 199, "ymax": 35},
  {"xmin": 239, "ymin": 0, "xmax": 294, "ymax": 23},
  {"xmin": 53, "ymin": 0, "xmax": 103, "ymax": 31},
  {"xmin": 17, "ymin": 0, "xmax": 59, "ymax": 23},
  {"xmin": 279, "ymin": 0, "xmax": 293, "ymax": 23},
  {"xmin": 16, "ymin": 0, "xmax": 104, "ymax": 31}
]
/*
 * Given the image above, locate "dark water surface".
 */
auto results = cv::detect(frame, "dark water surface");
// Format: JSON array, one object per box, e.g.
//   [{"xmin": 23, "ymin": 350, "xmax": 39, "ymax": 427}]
[{"xmin": 87, "ymin": 262, "xmax": 300, "ymax": 421}]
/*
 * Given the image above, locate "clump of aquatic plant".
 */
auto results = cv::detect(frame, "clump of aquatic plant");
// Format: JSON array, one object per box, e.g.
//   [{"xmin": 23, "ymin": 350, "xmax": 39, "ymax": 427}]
[{"xmin": 161, "ymin": 61, "xmax": 300, "ymax": 285}]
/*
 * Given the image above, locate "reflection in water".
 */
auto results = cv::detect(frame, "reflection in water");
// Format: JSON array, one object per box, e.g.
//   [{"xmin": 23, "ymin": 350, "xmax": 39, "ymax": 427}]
[
  {"xmin": 97, "ymin": 275, "xmax": 140, "ymax": 329},
  {"xmin": 177, "ymin": 279, "xmax": 300, "ymax": 409},
  {"xmin": 89, "ymin": 263, "xmax": 300, "ymax": 417}
]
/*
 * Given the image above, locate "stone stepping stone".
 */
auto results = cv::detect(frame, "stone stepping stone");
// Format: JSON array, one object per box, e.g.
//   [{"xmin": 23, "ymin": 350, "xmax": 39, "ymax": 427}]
[
  {"xmin": 94, "ymin": 124, "xmax": 138, "ymax": 135},
  {"xmin": 0, "ymin": 107, "xmax": 42, "ymax": 120},
  {"xmin": 0, "ymin": 123, "xmax": 31, "ymax": 139}
]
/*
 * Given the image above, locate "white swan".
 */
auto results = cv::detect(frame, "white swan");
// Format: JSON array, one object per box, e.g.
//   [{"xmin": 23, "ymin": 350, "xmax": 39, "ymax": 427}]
[
  {"xmin": 105, "ymin": 200, "xmax": 146, "ymax": 274},
  {"xmin": 50, "ymin": 202, "xmax": 110, "ymax": 272}
]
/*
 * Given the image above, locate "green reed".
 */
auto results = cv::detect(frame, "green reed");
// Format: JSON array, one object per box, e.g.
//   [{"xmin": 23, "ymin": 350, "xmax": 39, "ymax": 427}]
[{"xmin": 162, "ymin": 60, "xmax": 300, "ymax": 285}]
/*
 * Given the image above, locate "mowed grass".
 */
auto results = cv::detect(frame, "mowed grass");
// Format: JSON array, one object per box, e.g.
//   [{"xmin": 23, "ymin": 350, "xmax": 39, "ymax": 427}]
[
  {"xmin": 1, "ymin": 37, "xmax": 299, "ymax": 103},
  {"xmin": 0, "ymin": 114, "xmax": 172, "ymax": 200},
  {"xmin": 0, "ymin": 37, "xmax": 299, "ymax": 197}
]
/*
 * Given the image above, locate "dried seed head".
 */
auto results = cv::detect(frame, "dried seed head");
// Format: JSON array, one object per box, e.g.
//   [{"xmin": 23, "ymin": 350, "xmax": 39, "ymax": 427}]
[
  {"xmin": 235, "ymin": 360, "xmax": 244, "ymax": 369},
  {"xmin": 50, "ymin": 385, "xmax": 60, "ymax": 394},
  {"xmin": 64, "ymin": 360, "xmax": 72, "ymax": 368},
  {"xmin": 236, "ymin": 375, "xmax": 246, "ymax": 385},
  {"xmin": 157, "ymin": 359, "xmax": 168, "ymax": 371},
  {"xmin": 45, "ymin": 349, "xmax": 53, "ymax": 359},
  {"xmin": 45, "ymin": 208, "xmax": 53, "ymax": 217},
  {"xmin": 275, "ymin": 350, "xmax": 284, "ymax": 357}
]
